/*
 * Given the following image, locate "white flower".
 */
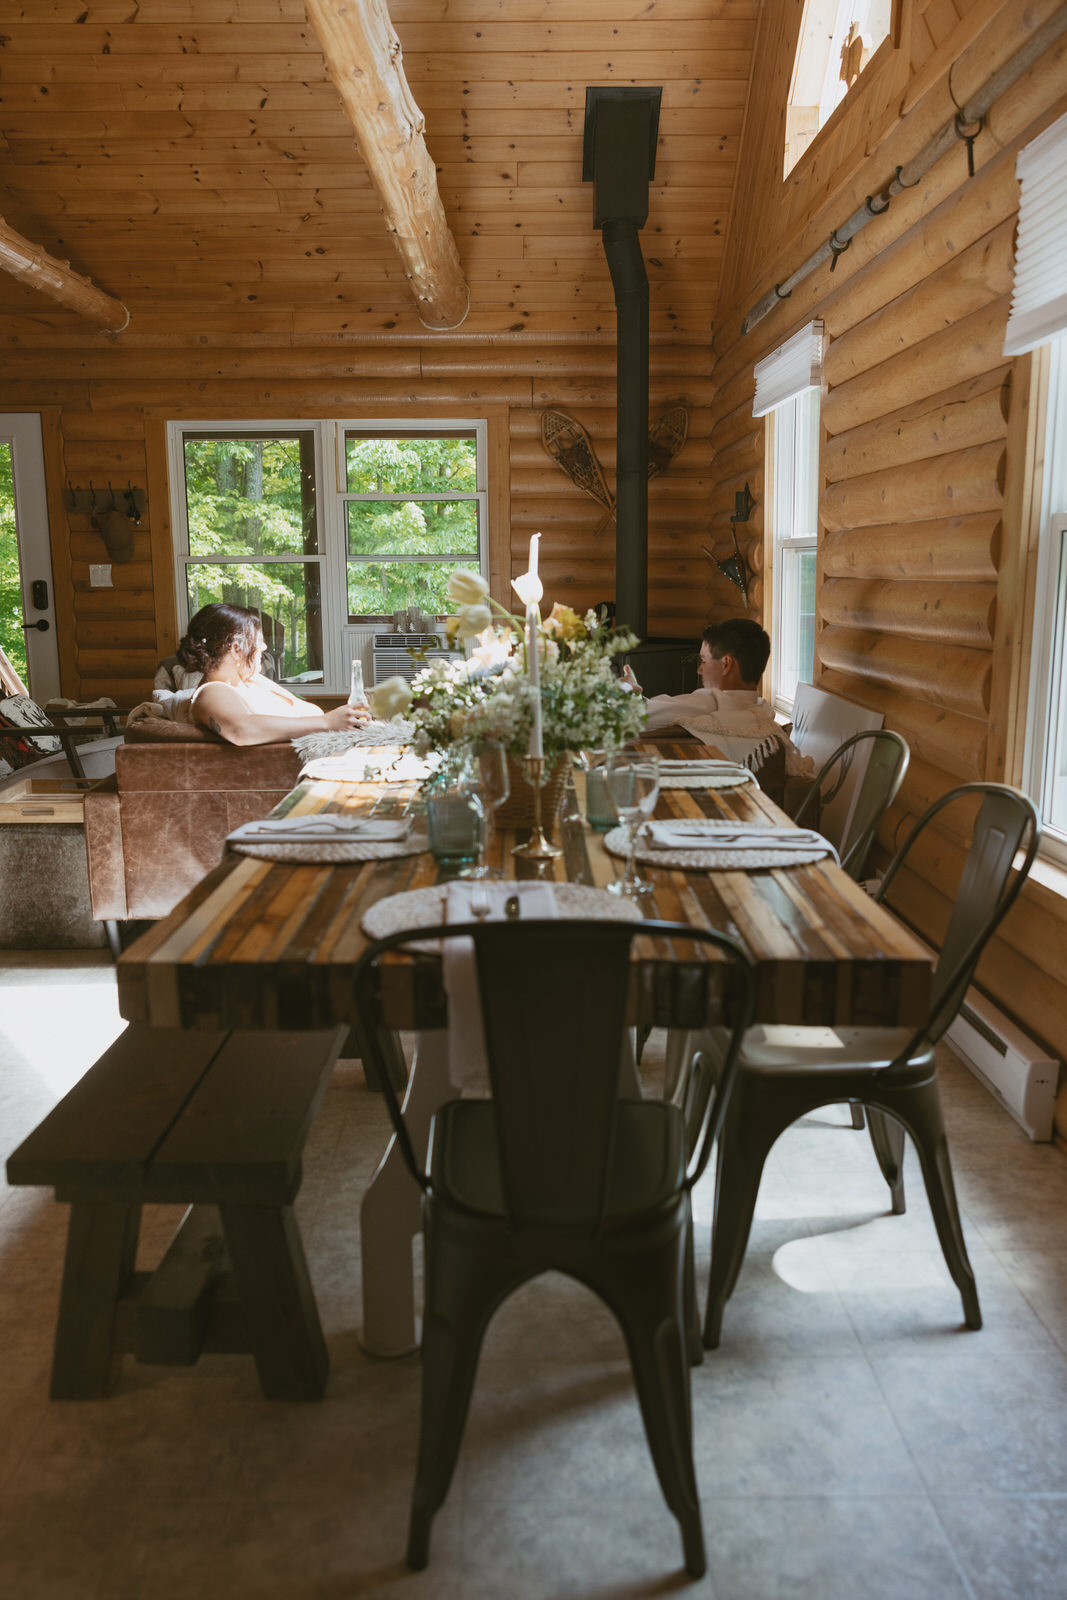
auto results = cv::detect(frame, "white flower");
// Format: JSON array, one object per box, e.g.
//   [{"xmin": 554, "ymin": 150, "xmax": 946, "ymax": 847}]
[
  {"xmin": 366, "ymin": 676, "xmax": 413, "ymax": 720},
  {"xmin": 469, "ymin": 626, "xmax": 514, "ymax": 672},
  {"xmin": 511, "ymin": 571, "xmax": 544, "ymax": 607},
  {"xmin": 451, "ymin": 603, "xmax": 493, "ymax": 640},
  {"xmin": 447, "ymin": 569, "xmax": 490, "ymax": 605}
]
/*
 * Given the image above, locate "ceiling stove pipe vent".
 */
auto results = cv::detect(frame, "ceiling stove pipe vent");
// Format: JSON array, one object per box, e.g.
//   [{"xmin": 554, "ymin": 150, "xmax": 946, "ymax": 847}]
[{"xmin": 583, "ymin": 86, "xmax": 662, "ymax": 640}]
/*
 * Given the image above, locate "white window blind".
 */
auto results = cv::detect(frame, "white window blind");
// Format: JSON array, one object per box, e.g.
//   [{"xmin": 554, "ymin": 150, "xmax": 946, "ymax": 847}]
[
  {"xmin": 1004, "ymin": 110, "xmax": 1067, "ymax": 358},
  {"xmin": 752, "ymin": 320, "xmax": 824, "ymax": 418}
]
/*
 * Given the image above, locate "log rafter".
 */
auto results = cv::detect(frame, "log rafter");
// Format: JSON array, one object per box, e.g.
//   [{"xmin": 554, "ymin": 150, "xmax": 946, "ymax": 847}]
[
  {"xmin": 0, "ymin": 213, "xmax": 129, "ymax": 332},
  {"xmin": 304, "ymin": 0, "xmax": 469, "ymax": 332}
]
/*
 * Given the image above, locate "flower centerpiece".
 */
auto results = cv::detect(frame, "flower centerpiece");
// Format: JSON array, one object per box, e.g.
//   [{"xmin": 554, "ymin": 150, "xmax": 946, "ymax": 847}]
[{"xmin": 366, "ymin": 551, "xmax": 647, "ymax": 825}]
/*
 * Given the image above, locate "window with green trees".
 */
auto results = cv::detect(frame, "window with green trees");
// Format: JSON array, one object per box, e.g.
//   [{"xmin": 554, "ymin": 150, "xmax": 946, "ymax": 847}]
[
  {"xmin": 0, "ymin": 444, "xmax": 27, "ymax": 686},
  {"xmin": 170, "ymin": 419, "xmax": 488, "ymax": 692},
  {"xmin": 344, "ymin": 431, "xmax": 480, "ymax": 619},
  {"xmin": 180, "ymin": 431, "xmax": 322, "ymax": 682}
]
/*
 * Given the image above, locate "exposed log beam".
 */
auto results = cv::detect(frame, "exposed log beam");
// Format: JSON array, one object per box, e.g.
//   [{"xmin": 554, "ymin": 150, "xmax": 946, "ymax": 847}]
[
  {"xmin": 304, "ymin": 0, "xmax": 469, "ymax": 331},
  {"xmin": 0, "ymin": 214, "xmax": 129, "ymax": 332}
]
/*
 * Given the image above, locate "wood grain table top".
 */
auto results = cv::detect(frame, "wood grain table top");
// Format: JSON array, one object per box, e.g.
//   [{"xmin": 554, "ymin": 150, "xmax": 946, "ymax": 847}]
[{"xmin": 116, "ymin": 743, "xmax": 932, "ymax": 1034}]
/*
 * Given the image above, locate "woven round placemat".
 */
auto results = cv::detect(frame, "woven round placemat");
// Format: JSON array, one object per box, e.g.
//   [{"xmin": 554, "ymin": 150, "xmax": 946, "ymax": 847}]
[
  {"xmin": 231, "ymin": 829, "xmax": 427, "ymax": 864},
  {"xmin": 362, "ymin": 881, "xmax": 642, "ymax": 942}
]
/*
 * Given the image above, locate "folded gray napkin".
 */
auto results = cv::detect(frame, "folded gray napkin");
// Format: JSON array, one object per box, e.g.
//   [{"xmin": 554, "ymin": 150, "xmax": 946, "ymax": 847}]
[
  {"xmin": 645, "ymin": 820, "xmax": 833, "ymax": 855},
  {"xmin": 658, "ymin": 759, "xmax": 751, "ymax": 774},
  {"xmin": 228, "ymin": 815, "xmax": 412, "ymax": 845}
]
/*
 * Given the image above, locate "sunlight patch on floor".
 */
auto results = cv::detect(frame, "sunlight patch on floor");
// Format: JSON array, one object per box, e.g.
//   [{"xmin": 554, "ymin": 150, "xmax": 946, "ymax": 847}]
[{"xmin": 0, "ymin": 976, "xmax": 125, "ymax": 1096}]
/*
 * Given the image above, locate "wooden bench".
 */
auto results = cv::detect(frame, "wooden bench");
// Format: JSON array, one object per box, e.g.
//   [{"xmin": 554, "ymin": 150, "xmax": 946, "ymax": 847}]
[{"xmin": 6, "ymin": 1023, "xmax": 346, "ymax": 1402}]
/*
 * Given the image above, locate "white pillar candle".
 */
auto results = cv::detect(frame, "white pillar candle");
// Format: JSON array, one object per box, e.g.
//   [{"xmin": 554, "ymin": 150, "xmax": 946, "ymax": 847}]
[{"xmin": 527, "ymin": 601, "xmax": 543, "ymax": 759}]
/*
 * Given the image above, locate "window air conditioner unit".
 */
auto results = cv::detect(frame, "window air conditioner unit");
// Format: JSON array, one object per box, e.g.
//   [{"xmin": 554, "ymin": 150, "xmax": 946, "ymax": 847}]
[
  {"xmin": 944, "ymin": 990, "xmax": 1058, "ymax": 1142},
  {"xmin": 372, "ymin": 632, "xmax": 464, "ymax": 686}
]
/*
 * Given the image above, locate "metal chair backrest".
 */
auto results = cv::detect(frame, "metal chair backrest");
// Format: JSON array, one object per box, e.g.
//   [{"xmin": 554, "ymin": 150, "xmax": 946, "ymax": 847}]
[
  {"xmin": 793, "ymin": 728, "xmax": 910, "ymax": 879},
  {"xmin": 877, "ymin": 783, "xmax": 1040, "ymax": 1049},
  {"xmin": 352, "ymin": 918, "xmax": 754, "ymax": 1233}
]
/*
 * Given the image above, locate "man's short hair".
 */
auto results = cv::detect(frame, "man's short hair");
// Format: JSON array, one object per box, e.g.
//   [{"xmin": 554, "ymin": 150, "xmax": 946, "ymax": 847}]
[{"xmin": 701, "ymin": 619, "xmax": 770, "ymax": 686}]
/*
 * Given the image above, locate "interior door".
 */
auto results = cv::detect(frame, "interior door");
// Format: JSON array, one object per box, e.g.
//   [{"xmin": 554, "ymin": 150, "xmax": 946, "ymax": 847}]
[{"xmin": 0, "ymin": 413, "xmax": 60, "ymax": 703}]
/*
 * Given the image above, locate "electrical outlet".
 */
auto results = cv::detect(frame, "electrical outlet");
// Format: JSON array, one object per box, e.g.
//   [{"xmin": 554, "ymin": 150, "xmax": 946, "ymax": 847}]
[{"xmin": 89, "ymin": 564, "xmax": 113, "ymax": 588}]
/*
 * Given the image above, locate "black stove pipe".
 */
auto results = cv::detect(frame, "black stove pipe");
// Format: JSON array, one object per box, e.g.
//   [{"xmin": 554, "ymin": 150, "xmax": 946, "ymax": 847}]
[
  {"xmin": 583, "ymin": 86, "xmax": 661, "ymax": 641},
  {"xmin": 601, "ymin": 218, "xmax": 649, "ymax": 639}
]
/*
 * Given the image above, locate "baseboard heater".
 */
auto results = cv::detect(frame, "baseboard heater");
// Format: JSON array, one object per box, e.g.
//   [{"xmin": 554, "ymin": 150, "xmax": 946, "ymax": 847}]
[
  {"xmin": 861, "ymin": 907, "xmax": 1060, "ymax": 1141},
  {"xmin": 943, "ymin": 989, "xmax": 1058, "ymax": 1141}
]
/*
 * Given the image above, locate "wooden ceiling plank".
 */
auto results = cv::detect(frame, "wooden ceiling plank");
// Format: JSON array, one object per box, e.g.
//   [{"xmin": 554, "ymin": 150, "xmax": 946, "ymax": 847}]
[
  {"xmin": 386, "ymin": 0, "xmax": 755, "ymax": 16},
  {"xmin": 303, "ymin": 0, "xmax": 468, "ymax": 331},
  {"xmin": 400, "ymin": 51, "xmax": 754, "ymax": 80},
  {"xmin": 389, "ymin": 20, "xmax": 757, "ymax": 51},
  {"xmin": 0, "ymin": 210, "xmax": 129, "ymax": 329}
]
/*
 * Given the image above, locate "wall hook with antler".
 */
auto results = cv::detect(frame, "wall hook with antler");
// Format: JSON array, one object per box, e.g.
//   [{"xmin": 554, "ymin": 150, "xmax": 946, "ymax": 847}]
[{"xmin": 64, "ymin": 480, "xmax": 147, "ymax": 563}]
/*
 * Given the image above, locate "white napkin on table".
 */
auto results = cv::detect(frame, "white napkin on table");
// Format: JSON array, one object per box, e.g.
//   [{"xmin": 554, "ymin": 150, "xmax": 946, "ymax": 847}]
[
  {"xmin": 645, "ymin": 819, "xmax": 837, "ymax": 860},
  {"xmin": 657, "ymin": 759, "xmax": 754, "ymax": 781},
  {"xmin": 444, "ymin": 880, "xmax": 557, "ymax": 1093},
  {"xmin": 227, "ymin": 814, "xmax": 412, "ymax": 846}
]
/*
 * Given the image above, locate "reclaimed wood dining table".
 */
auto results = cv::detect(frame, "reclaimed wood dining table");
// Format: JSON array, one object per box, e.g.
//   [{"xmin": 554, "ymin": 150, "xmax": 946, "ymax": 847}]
[{"xmin": 116, "ymin": 741, "xmax": 933, "ymax": 1354}]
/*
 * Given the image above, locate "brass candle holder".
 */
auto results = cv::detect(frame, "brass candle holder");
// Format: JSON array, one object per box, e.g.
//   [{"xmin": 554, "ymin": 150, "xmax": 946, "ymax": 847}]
[{"xmin": 511, "ymin": 754, "xmax": 563, "ymax": 860}]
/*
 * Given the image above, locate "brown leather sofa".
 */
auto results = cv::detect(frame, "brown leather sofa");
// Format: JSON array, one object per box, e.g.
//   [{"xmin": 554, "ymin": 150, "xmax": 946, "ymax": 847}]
[{"xmin": 84, "ymin": 719, "xmax": 302, "ymax": 934}]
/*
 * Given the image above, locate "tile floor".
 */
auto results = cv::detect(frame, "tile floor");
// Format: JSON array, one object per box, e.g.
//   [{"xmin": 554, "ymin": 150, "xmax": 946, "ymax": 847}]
[{"xmin": 1, "ymin": 950, "xmax": 1066, "ymax": 1599}]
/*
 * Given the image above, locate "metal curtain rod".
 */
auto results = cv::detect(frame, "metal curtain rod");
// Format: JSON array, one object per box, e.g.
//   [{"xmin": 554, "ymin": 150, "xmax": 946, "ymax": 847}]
[{"xmin": 740, "ymin": 1, "xmax": 1067, "ymax": 337}]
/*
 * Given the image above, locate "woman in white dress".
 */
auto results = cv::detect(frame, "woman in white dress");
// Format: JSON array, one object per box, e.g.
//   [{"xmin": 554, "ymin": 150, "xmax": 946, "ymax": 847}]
[{"xmin": 180, "ymin": 603, "xmax": 370, "ymax": 746}]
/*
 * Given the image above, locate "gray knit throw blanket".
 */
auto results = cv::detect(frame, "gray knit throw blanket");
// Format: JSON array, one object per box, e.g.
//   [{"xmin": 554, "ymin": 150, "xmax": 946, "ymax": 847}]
[{"xmin": 291, "ymin": 720, "xmax": 414, "ymax": 764}]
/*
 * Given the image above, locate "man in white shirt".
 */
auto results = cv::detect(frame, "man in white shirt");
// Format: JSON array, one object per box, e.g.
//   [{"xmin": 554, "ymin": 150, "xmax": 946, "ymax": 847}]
[{"xmin": 624, "ymin": 618, "xmax": 813, "ymax": 777}]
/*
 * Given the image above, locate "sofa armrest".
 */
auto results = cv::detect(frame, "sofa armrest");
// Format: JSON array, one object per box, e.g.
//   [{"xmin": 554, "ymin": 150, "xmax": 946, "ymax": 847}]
[{"xmin": 84, "ymin": 773, "xmax": 128, "ymax": 921}]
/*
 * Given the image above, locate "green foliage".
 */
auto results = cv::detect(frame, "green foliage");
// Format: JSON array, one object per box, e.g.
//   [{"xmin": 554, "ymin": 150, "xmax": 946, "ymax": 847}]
[
  {"xmin": 0, "ymin": 445, "xmax": 28, "ymax": 686},
  {"xmin": 345, "ymin": 435, "xmax": 476, "ymax": 494},
  {"xmin": 183, "ymin": 436, "xmax": 318, "ymax": 678},
  {"xmin": 182, "ymin": 434, "xmax": 484, "ymax": 678},
  {"xmin": 345, "ymin": 437, "xmax": 480, "ymax": 618}
]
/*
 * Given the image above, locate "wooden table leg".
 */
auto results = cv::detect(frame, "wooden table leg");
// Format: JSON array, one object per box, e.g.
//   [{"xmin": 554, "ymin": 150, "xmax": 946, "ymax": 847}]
[
  {"xmin": 51, "ymin": 1200, "xmax": 141, "ymax": 1400},
  {"xmin": 359, "ymin": 1031, "xmax": 456, "ymax": 1358},
  {"xmin": 219, "ymin": 1204, "xmax": 329, "ymax": 1401}
]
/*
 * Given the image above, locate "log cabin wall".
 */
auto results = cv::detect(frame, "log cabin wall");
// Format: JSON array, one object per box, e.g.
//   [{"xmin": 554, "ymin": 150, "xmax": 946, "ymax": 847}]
[
  {"xmin": 0, "ymin": 340, "xmax": 712, "ymax": 705},
  {"xmin": 708, "ymin": 0, "xmax": 1067, "ymax": 1137}
]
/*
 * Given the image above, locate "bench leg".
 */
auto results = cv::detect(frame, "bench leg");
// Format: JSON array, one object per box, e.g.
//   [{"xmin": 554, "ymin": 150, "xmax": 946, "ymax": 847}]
[
  {"xmin": 219, "ymin": 1204, "xmax": 328, "ymax": 1401},
  {"xmin": 52, "ymin": 1201, "xmax": 141, "ymax": 1400}
]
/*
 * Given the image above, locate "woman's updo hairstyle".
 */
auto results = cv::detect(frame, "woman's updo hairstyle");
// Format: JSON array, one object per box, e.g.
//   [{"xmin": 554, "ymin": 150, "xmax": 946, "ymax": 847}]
[{"xmin": 176, "ymin": 603, "xmax": 260, "ymax": 675}]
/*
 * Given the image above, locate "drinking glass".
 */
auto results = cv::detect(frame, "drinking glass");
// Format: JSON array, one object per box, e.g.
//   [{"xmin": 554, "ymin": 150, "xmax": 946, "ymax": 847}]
[
  {"xmin": 348, "ymin": 658, "xmax": 368, "ymax": 708},
  {"xmin": 426, "ymin": 749, "xmax": 483, "ymax": 866},
  {"xmin": 604, "ymin": 752, "xmax": 660, "ymax": 896},
  {"xmin": 458, "ymin": 744, "xmax": 511, "ymax": 878},
  {"xmin": 579, "ymin": 749, "xmax": 617, "ymax": 832}
]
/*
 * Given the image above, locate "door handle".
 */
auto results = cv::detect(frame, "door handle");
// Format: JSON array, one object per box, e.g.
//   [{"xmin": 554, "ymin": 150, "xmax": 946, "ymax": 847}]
[{"xmin": 21, "ymin": 619, "xmax": 50, "ymax": 632}]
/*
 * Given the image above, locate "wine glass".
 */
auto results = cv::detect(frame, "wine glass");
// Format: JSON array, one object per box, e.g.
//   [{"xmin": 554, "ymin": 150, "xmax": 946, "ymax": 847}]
[
  {"xmin": 458, "ymin": 744, "xmax": 512, "ymax": 879},
  {"xmin": 605, "ymin": 752, "xmax": 660, "ymax": 896}
]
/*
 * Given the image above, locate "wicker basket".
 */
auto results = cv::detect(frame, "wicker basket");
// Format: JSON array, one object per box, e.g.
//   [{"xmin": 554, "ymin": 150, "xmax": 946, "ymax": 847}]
[{"xmin": 496, "ymin": 754, "xmax": 572, "ymax": 830}]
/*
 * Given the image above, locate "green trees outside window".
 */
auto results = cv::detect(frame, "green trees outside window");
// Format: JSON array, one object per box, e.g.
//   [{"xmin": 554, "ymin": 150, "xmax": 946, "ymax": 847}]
[
  {"xmin": 344, "ymin": 434, "xmax": 480, "ymax": 619},
  {"xmin": 182, "ymin": 433, "xmax": 322, "ymax": 681},
  {"xmin": 0, "ymin": 445, "xmax": 27, "ymax": 686}
]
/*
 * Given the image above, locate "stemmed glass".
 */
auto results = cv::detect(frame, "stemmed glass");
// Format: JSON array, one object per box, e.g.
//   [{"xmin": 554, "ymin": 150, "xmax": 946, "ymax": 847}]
[
  {"xmin": 458, "ymin": 744, "xmax": 511, "ymax": 879},
  {"xmin": 605, "ymin": 752, "xmax": 660, "ymax": 896}
]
